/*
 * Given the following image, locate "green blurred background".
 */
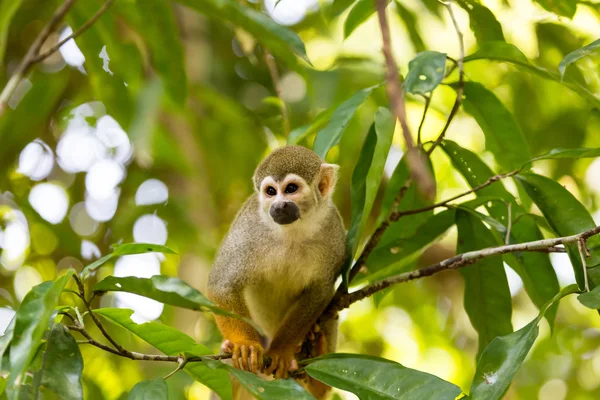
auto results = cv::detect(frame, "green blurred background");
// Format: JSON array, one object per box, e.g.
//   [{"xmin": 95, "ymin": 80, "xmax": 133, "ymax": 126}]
[{"xmin": 1, "ymin": 0, "xmax": 600, "ymax": 398}]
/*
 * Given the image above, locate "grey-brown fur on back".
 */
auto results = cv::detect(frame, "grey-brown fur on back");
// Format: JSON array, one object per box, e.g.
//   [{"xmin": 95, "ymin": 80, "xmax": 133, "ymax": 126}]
[{"xmin": 253, "ymin": 145, "xmax": 323, "ymax": 190}]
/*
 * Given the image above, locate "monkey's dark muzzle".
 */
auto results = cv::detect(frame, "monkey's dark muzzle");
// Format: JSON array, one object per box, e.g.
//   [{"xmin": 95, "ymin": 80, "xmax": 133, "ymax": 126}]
[{"xmin": 270, "ymin": 201, "xmax": 300, "ymax": 225}]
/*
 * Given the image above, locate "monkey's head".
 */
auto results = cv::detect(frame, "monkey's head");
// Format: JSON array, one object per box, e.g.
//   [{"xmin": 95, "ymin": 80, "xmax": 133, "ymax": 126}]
[{"xmin": 253, "ymin": 146, "xmax": 339, "ymax": 226}]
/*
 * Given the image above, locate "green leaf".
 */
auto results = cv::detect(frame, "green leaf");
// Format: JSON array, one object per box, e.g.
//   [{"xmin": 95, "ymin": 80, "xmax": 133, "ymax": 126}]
[
  {"xmin": 80, "ymin": 243, "xmax": 177, "ymax": 279},
  {"xmin": 456, "ymin": 210, "xmax": 513, "ymax": 355},
  {"xmin": 93, "ymin": 275, "xmax": 257, "ymax": 330},
  {"xmin": 516, "ymin": 172, "xmax": 600, "ymax": 290},
  {"xmin": 305, "ymin": 353, "xmax": 464, "ymax": 400},
  {"xmin": 178, "ymin": 0, "xmax": 308, "ymax": 68},
  {"xmin": 470, "ymin": 285, "xmax": 579, "ymax": 400},
  {"xmin": 456, "ymin": 0, "xmax": 504, "ymax": 45},
  {"xmin": 33, "ymin": 323, "xmax": 83, "ymax": 400},
  {"xmin": 526, "ymin": 147, "xmax": 600, "ymax": 165},
  {"xmin": 442, "ymin": 140, "xmax": 560, "ymax": 328},
  {"xmin": 94, "ymin": 308, "xmax": 231, "ymax": 399},
  {"xmin": 0, "ymin": 0, "xmax": 23, "ymax": 66},
  {"xmin": 313, "ymin": 87, "xmax": 374, "ymax": 158},
  {"xmin": 0, "ymin": 317, "xmax": 14, "ymax": 361},
  {"xmin": 344, "ymin": 0, "xmax": 391, "ymax": 38},
  {"xmin": 404, "ymin": 51, "xmax": 446, "ymax": 95},
  {"xmin": 533, "ymin": 0, "xmax": 577, "ymax": 18},
  {"xmin": 67, "ymin": 0, "xmax": 140, "ymax": 127},
  {"xmin": 347, "ymin": 108, "xmax": 395, "ymax": 259},
  {"xmin": 215, "ymin": 363, "xmax": 314, "ymax": 400},
  {"xmin": 460, "ymin": 82, "xmax": 531, "ymax": 171},
  {"xmin": 463, "ymin": 41, "xmax": 600, "ymax": 109},
  {"xmin": 559, "ymin": 38, "xmax": 600, "ymax": 77},
  {"xmin": 8, "ymin": 270, "xmax": 75, "ymax": 389},
  {"xmin": 119, "ymin": 0, "xmax": 187, "ymax": 106},
  {"xmin": 394, "ymin": 1, "xmax": 426, "ymax": 53},
  {"xmin": 128, "ymin": 379, "xmax": 168, "ymax": 400},
  {"xmin": 578, "ymin": 285, "xmax": 600, "ymax": 309},
  {"xmin": 287, "ymin": 109, "xmax": 332, "ymax": 145}
]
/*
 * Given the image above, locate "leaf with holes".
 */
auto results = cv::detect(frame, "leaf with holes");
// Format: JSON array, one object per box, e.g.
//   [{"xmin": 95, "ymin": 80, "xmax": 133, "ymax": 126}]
[{"xmin": 404, "ymin": 51, "xmax": 446, "ymax": 95}]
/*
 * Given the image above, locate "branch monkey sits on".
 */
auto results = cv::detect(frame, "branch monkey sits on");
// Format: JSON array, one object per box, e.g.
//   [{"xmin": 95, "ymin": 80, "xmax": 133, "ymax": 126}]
[{"xmin": 208, "ymin": 145, "xmax": 347, "ymax": 399}]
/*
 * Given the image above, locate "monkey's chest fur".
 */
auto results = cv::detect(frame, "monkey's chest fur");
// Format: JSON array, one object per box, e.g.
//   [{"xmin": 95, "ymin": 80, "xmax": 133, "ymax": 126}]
[{"xmin": 243, "ymin": 240, "xmax": 330, "ymax": 340}]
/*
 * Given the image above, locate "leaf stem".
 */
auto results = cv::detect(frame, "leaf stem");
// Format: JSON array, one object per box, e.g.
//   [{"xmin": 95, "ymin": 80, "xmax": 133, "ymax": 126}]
[
  {"xmin": 417, "ymin": 94, "xmax": 432, "ymax": 145},
  {"xmin": 264, "ymin": 50, "xmax": 290, "ymax": 137},
  {"xmin": 578, "ymin": 239, "xmax": 590, "ymax": 292}
]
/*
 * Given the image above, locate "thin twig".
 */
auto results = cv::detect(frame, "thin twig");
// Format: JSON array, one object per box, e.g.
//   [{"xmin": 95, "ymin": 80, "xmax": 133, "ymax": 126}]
[
  {"xmin": 32, "ymin": 0, "xmax": 115, "ymax": 64},
  {"xmin": 505, "ymin": 202, "xmax": 512, "ymax": 245},
  {"xmin": 375, "ymin": 0, "xmax": 435, "ymax": 200},
  {"xmin": 428, "ymin": 0, "xmax": 465, "ymax": 155},
  {"xmin": 417, "ymin": 94, "xmax": 432, "ymax": 145},
  {"xmin": 0, "ymin": 0, "xmax": 78, "ymax": 117},
  {"xmin": 324, "ymin": 225, "xmax": 600, "ymax": 314},
  {"xmin": 163, "ymin": 356, "xmax": 188, "ymax": 380},
  {"xmin": 578, "ymin": 239, "xmax": 590, "ymax": 292},
  {"xmin": 264, "ymin": 50, "xmax": 290, "ymax": 137},
  {"xmin": 392, "ymin": 169, "xmax": 520, "ymax": 220}
]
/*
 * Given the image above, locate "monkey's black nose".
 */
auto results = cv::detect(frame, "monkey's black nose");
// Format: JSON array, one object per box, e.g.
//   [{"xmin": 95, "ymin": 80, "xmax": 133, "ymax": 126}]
[{"xmin": 270, "ymin": 201, "xmax": 300, "ymax": 225}]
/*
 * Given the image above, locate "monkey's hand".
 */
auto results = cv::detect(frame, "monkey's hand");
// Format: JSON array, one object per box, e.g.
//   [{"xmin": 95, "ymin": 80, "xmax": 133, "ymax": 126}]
[
  {"xmin": 264, "ymin": 345, "xmax": 298, "ymax": 379},
  {"xmin": 221, "ymin": 339, "xmax": 264, "ymax": 374}
]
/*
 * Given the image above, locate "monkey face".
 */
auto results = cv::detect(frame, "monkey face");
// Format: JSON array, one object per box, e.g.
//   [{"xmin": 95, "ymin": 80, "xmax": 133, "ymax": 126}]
[{"xmin": 259, "ymin": 174, "xmax": 313, "ymax": 226}]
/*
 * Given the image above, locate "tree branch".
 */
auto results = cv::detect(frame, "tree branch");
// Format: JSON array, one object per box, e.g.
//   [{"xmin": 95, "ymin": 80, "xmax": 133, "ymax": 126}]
[
  {"xmin": 0, "ymin": 0, "xmax": 78, "ymax": 117},
  {"xmin": 31, "ymin": 0, "xmax": 115, "ymax": 64},
  {"xmin": 428, "ymin": 0, "xmax": 465, "ymax": 155},
  {"xmin": 417, "ymin": 94, "xmax": 432, "ymax": 145},
  {"xmin": 375, "ymin": 0, "xmax": 435, "ymax": 200},
  {"xmin": 264, "ymin": 50, "xmax": 290, "ymax": 137},
  {"xmin": 326, "ymin": 225, "xmax": 600, "ymax": 314}
]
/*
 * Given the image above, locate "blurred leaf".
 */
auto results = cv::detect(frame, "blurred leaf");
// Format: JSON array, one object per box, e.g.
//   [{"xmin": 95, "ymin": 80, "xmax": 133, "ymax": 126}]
[
  {"xmin": 347, "ymin": 108, "xmax": 395, "ymax": 259},
  {"xmin": 463, "ymin": 41, "xmax": 600, "ymax": 108},
  {"xmin": 578, "ymin": 285, "xmax": 600, "ymax": 309},
  {"xmin": 305, "ymin": 353, "xmax": 464, "ymax": 399},
  {"xmin": 215, "ymin": 362, "xmax": 314, "ymax": 400},
  {"xmin": 129, "ymin": 77, "xmax": 164, "ymax": 165},
  {"xmin": 460, "ymin": 82, "xmax": 531, "ymax": 171},
  {"xmin": 559, "ymin": 38, "xmax": 600, "ymax": 78},
  {"xmin": 526, "ymin": 147, "xmax": 600, "ymax": 165},
  {"xmin": 93, "ymin": 275, "xmax": 259, "ymax": 330},
  {"xmin": 442, "ymin": 140, "xmax": 560, "ymax": 328},
  {"xmin": 516, "ymin": 172, "xmax": 600, "ymax": 290},
  {"xmin": 344, "ymin": 0, "xmax": 391, "ymax": 38},
  {"xmin": 287, "ymin": 109, "xmax": 332, "ymax": 145},
  {"xmin": 80, "ymin": 243, "xmax": 177, "ymax": 278},
  {"xmin": 32, "ymin": 323, "xmax": 83, "ymax": 400},
  {"xmin": 8, "ymin": 270, "xmax": 74, "ymax": 389},
  {"xmin": 179, "ymin": 0, "xmax": 308, "ymax": 67},
  {"xmin": 67, "ymin": 0, "xmax": 139, "ymax": 126},
  {"xmin": 404, "ymin": 51, "xmax": 446, "ymax": 95},
  {"xmin": 0, "ymin": 0, "xmax": 23, "ymax": 66},
  {"xmin": 94, "ymin": 308, "xmax": 231, "ymax": 399},
  {"xmin": 128, "ymin": 379, "xmax": 168, "ymax": 400},
  {"xmin": 470, "ymin": 285, "xmax": 579, "ymax": 400},
  {"xmin": 117, "ymin": 0, "xmax": 186, "ymax": 105},
  {"xmin": 313, "ymin": 87, "xmax": 374, "ymax": 158},
  {"xmin": 456, "ymin": 0, "xmax": 504, "ymax": 44},
  {"xmin": 533, "ymin": 0, "xmax": 577, "ymax": 18},
  {"xmin": 456, "ymin": 209, "xmax": 513, "ymax": 355},
  {"xmin": 394, "ymin": 1, "xmax": 426, "ymax": 53}
]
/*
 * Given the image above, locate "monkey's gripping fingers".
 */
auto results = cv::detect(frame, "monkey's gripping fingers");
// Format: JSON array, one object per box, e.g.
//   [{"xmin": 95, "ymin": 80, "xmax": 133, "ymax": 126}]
[
  {"xmin": 264, "ymin": 347, "xmax": 298, "ymax": 379},
  {"xmin": 224, "ymin": 340, "xmax": 264, "ymax": 374}
]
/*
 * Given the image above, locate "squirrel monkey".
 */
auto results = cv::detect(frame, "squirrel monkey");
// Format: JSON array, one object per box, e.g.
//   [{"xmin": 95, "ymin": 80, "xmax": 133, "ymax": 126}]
[{"xmin": 207, "ymin": 145, "xmax": 346, "ymax": 397}]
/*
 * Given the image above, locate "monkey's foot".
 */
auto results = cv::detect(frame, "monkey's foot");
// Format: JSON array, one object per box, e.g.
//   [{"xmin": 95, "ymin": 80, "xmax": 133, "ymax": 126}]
[
  {"xmin": 222, "ymin": 339, "xmax": 264, "ymax": 374},
  {"xmin": 264, "ymin": 346, "xmax": 298, "ymax": 379}
]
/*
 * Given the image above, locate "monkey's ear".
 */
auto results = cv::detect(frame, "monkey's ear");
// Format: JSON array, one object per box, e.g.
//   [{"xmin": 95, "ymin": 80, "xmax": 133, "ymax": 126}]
[{"xmin": 318, "ymin": 163, "xmax": 339, "ymax": 197}]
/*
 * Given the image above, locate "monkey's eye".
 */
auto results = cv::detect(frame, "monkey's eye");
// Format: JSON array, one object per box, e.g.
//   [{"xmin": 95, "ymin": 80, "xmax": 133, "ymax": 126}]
[
  {"xmin": 285, "ymin": 183, "xmax": 298, "ymax": 194},
  {"xmin": 266, "ymin": 186, "xmax": 277, "ymax": 196}
]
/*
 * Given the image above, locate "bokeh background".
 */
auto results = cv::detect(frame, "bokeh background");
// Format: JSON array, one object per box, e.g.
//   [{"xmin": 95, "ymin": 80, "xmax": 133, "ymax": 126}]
[{"xmin": 1, "ymin": 0, "xmax": 600, "ymax": 398}]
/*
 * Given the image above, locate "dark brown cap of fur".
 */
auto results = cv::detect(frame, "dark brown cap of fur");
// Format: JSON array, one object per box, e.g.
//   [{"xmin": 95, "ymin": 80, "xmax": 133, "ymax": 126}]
[{"xmin": 253, "ymin": 145, "xmax": 323, "ymax": 190}]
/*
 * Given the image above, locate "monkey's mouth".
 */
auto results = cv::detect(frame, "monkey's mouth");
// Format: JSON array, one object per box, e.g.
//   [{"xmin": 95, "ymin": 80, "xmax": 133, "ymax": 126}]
[{"xmin": 270, "ymin": 202, "xmax": 300, "ymax": 225}]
